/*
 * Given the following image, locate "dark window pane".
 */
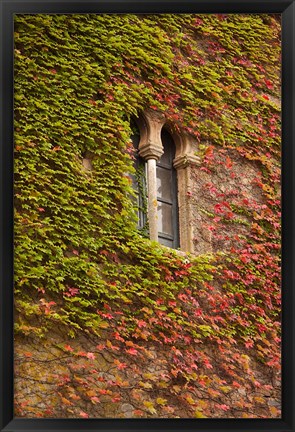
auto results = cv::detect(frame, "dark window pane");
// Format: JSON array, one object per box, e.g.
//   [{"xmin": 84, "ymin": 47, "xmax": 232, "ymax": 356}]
[
  {"xmin": 157, "ymin": 167, "xmax": 172, "ymax": 201},
  {"xmin": 158, "ymin": 237, "xmax": 173, "ymax": 248},
  {"xmin": 135, "ymin": 163, "xmax": 148, "ymax": 230},
  {"xmin": 156, "ymin": 128, "xmax": 179, "ymax": 249},
  {"xmin": 130, "ymin": 122, "xmax": 149, "ymax": 236},
  {"xmin": 131, "ymin": 133, "xmax": 140, "ymax": 150},
  {"xmin": 131, "ymin": 119, "xmax": 140, "ymax": 150},
  {"xmin": 129, "ymin": 172, "xmax": 136, "ymax": 190},
  {"xmin": 158, "ymin": 147, "xmax": 171, "ymax": 166},
  {"xmin": 157, "ymin": 202, "xmax": 173, "ymax": 235},
  {"xmin": 159, "ymin": 129, "xmax": 175, "ymax": 166}
]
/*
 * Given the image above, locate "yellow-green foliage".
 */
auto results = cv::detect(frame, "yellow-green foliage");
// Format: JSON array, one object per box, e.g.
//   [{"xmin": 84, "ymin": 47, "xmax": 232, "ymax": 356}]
[{"xmin": 14, "ymin": 14, "xmax": 280, "ymax": 338}]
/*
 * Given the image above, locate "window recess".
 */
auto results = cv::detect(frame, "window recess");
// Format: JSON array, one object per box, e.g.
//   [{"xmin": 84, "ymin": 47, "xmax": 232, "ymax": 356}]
[{"xmin": 156, "ymin": 129, "xmax": 179, "ymax": 249}]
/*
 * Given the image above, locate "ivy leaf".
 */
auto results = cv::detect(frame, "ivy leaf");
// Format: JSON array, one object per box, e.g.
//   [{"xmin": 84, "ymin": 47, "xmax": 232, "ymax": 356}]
[
  {"xmin": 194, "ymin": 410, "xmax": 206, "ymax": 418},
  {"xmin": 86, "ymin": 352, "xmax": 95, "ymax": 360},
  {"xmin": 139, "ymin": 381, "xmax": 153, "ymax": 389},
  {"xmin": 143, "ymin": 401, "xmax": 157, "ymax": 414},
  {"xmin": 125, "ymin": 348, "xmax": 138, "ymax": 356},
  {"xmin": 156, "ymin": 398, "xmax": 167, "ymax": 406}
]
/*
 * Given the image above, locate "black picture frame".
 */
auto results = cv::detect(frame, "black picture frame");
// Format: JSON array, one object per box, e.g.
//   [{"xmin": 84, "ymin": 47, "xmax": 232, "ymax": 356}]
[{"xmin": 0, "ymin": 1, "xmax": 294, "ymax": 431}]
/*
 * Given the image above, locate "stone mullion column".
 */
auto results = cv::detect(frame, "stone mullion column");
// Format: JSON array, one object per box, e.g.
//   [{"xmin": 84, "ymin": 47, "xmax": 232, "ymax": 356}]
[
  {"xmin": 137, "ymin": 111, "xmax": 165, "ymax": 242},
  {"xmin": 146, "ymin": 158, "xmax": 158, "ymax": 241},
  {"xmin": 139, "ymin": 143, "xmax": 163, "ymax": 242}
]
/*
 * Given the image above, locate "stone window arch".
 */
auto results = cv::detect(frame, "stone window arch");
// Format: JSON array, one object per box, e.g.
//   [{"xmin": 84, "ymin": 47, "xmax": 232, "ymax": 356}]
[{"xmin": 131, "ymin": 109, "xmax": 200, "ymax": 254}]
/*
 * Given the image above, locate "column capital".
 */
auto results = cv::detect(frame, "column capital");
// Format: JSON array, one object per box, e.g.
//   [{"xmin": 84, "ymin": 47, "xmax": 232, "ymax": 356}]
[
  {"xmin": 139, "ymin": 140, "xmax": 163, "ymax": 161},
  {"xmin": 173, "ymin": 154, "xmax": 201, "ymax": 169}
]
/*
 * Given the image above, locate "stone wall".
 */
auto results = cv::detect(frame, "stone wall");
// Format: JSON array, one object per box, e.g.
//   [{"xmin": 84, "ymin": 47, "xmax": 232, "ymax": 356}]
[
  {"xmin": 15, "ymin": 329, "xmax": 280, "ymax": 419},
  {"xmin": 189, "ymin": 147, "xmax": 266, "ymax": 255}
]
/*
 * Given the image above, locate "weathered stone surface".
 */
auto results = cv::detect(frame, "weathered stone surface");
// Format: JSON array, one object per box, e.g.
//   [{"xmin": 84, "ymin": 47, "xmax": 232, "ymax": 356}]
[{"xmin": 14, "ymin": 330, "xmax": 281, "ymax": 419}]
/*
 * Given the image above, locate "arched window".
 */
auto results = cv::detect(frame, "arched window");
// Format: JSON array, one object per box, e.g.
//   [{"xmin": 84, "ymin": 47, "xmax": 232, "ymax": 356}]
[
  {"xmin": 129, "ymin": 110, "xmax": 200, "ymax": 254},
  {"xmin": 156, "ymin": 129, "xmax": 179, "ymax": 248}
]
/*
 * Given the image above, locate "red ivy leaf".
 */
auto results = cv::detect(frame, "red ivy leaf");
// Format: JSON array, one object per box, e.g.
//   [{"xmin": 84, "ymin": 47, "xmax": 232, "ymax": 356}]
[
  {"xmin": 114, "ymin": 359, "xmax": 127, "ymax": 370},
  {"xmin": 126, "ymin": 348, "xmax": 138, "ymax": 356},
  {"xmin": 217, "ymin": 404, "xmax": 230, "ymax": 411},
  {"xmin": 265, "ymin": 79, "xmax": 273, "ymax": 89},
  {"xmin": 91, "ymin": 396, "xmax": 100, "ymax": 404},
  {"xmin": 137, "ymin": 319, "xmax": 147, "ymax": 328},
  {"xmin": 86, "ymin": 352, "xmax": 95, "ymax": 360},
  {"xmin": 96, "ymin": 344, "xmax": 105, "ymax": 351},
  {"xmin": 64, "ymin": 344, "xmax": 74, "ymax": 352}
]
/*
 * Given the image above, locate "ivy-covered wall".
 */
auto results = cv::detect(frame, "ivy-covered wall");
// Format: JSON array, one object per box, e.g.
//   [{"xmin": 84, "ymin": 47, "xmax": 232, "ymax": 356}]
[{"xmin": 14, "ymin": 13, "xmax": 281, "ymax": 418}]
